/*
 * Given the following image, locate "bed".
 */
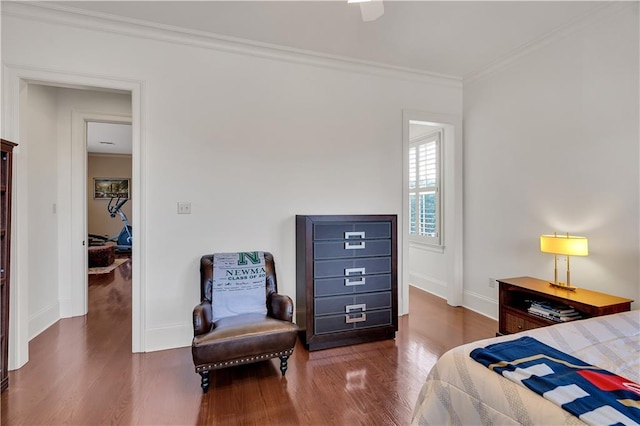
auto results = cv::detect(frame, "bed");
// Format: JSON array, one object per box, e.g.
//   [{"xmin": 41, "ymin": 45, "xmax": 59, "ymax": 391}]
[{"xmin": 411, "ymin": 310, "xmax": 640, "ymax": 425}]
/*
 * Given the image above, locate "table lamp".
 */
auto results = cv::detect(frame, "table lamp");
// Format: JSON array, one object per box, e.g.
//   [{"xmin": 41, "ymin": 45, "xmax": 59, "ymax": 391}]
[{"xmin": 540, "ymin": 232, "xmax": 588, "ymax": 291}]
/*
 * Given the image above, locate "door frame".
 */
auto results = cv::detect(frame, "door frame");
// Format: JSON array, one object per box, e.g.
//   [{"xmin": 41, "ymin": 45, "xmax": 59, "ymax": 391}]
[{"xmin": 2, "ymin": 65, "xmax": 146, "ymax": 369}]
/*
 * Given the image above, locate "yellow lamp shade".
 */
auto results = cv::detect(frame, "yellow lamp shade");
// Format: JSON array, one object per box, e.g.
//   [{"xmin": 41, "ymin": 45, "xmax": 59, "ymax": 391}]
[{"xmin": 540, "ymin": 234, "xmax": 588, "ymax": 256}]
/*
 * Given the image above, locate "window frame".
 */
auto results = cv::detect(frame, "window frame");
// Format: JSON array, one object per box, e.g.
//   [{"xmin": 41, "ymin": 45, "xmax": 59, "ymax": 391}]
[{"xmin": 408, "ymin": 130, "xmax": 442, "ymax": 247}]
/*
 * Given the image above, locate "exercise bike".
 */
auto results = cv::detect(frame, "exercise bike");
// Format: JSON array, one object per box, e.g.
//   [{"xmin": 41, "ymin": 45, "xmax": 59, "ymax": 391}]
[{"xmin": 88, "ymin": 196, "xmax": 132, "ymax": 253}]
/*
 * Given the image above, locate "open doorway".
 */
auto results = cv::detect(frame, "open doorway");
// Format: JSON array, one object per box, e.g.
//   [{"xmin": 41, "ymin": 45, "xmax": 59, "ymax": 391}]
[
  {"xmin": 86, "ymin": 122, "xmax": 133, "ymax": 277},
  {"xmin": 406, "ymin": 121, "xmax": 446, "ymax": 309},
  {"xmin": 402, "ymin": 110, "xmax": 463, "ymax": 316},
  {"xmin": 4, "ymin": 65, "xmax": 143, "ymax": 370}
]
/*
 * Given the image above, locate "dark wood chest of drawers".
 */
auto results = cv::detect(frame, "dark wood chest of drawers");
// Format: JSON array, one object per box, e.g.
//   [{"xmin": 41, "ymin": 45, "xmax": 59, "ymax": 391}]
[
  {"xmin": 1, "ymin": 139, "xmax": 17, "ymax": 392},
  {"xmin": 296, "ymin": 215, "xmax": 398, "ymax": 351}
]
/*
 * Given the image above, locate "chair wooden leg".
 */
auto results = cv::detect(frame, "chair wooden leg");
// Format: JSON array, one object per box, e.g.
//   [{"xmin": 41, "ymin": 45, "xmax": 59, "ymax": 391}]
[
  {"xmin": 279, "ymin": 355, "xmax": 289, "ymax": 376},
  {"xmin": 199, "ymin": 370, "xmax": 210, "ymax": 393}
]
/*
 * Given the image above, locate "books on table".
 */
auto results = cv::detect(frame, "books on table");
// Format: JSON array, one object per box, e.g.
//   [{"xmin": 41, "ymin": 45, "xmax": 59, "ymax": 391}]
[{"xmin": 527, "ymin": 300, "xmax": 582, "ymax": 322}]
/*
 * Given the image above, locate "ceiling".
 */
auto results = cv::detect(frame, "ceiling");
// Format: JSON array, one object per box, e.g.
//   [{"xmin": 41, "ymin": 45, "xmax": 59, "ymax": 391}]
[
  {"xmin": 55, "ymin": 1, "xmax": 610, "ymax": 155},
  {"xmin": 54, "ymin": 1, "xmax": 606, "ymax": 78},
  {"xmin": 87, "ymin": 122, "xmax": 132, "ymax": 155}
]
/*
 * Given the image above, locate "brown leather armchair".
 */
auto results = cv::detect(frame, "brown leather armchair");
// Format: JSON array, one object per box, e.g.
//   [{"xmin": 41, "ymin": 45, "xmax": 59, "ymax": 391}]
[{"xmin": 191, "ymin": 252, "xmax": 298, "ymax": 393}]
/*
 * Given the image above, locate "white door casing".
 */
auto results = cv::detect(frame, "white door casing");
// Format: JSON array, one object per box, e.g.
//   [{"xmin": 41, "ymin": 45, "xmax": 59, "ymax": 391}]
[{"xmin": 2, "ymin": 64, "xmax": 145, "ymax": 369}]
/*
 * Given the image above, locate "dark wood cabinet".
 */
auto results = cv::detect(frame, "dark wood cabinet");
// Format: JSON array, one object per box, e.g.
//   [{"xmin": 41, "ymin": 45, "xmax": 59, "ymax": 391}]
[
  {"xmin": 296, "ymin": 215, "xmax": 398, "ymax": 351},
  {"xmin": 1, "ymin": 139, "xmax": 17, "ymax": 392},
  {"xmin": 498, "ymin": 276, "xmax": 632, "ymax": 336}
]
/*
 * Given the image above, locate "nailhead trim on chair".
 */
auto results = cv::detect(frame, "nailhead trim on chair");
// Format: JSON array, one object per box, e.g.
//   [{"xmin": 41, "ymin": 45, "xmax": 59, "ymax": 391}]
[{"xmin": 195, "ymin": 348, "xmax": 294, "ymax": 373}]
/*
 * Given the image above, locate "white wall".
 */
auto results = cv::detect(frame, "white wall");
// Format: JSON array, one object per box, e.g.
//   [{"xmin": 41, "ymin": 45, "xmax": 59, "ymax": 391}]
[
  {"xmin": 464, "ymin": 5, "xmax": 640, "ymax": 317},
  {"xmin": 25, "ymin": 84, "xmax": 59, "ymax": 338},
  {"xmin": 409, "ymin": 244, "xmax": 448, "ymax": 295},
  {"xmin": 2, "ymin": 4, "xmax": 462, "ymax": 354}
]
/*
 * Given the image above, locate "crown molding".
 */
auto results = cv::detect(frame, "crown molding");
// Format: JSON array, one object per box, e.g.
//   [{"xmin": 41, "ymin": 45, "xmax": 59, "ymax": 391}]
[
  {"xmin": 464, "ymin": 1, "xmax": 637, "ymax": 85},
  {"xmin": 2, "ymin": 1, "xmax": 462, "ymax": 88}
]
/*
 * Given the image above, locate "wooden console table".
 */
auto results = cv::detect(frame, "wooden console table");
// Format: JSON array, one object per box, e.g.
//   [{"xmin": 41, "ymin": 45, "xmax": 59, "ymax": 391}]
[{"xmin": 497, "ymin": 276, "xmax": 632, "ymax": 335}]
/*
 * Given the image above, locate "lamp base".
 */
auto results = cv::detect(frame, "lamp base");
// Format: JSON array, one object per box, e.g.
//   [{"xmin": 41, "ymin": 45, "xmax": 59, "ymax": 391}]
[{"xmin": 549, "ymin": 282, "xmax": 577, "ymax": 291}]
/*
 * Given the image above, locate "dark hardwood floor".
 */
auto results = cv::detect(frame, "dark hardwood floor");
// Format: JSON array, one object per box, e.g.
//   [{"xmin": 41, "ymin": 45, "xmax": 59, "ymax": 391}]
[{"xmin": 1, "ymin": 261, "xmax": 496, "ymax": 425}]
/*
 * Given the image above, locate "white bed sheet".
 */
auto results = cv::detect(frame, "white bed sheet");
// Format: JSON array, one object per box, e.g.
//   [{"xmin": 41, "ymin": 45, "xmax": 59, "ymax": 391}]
[{"xmin": 411, "ymin": 310, "xmax": 640, "ymax": 425}]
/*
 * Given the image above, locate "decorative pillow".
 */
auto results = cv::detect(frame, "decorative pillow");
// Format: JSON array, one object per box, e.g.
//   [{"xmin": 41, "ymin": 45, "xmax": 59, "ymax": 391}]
[{"xmin": 211, "ymin": 251, "xmax": 268, "ymax": 320}]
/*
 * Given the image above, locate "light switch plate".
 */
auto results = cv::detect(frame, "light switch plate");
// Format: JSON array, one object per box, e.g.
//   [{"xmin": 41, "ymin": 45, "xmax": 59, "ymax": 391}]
[{"xmin": 177, "ymin": 202, "xmax": 191, "ymax": 214}]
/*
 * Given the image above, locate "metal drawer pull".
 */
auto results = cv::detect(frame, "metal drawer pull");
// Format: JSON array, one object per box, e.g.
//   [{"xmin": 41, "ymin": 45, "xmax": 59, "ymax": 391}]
[
  {"xmin": 344, "ymin": 232, "xmax": 366, "ymax": 250},
  {"xmin": 345, "ymin": 241, "xmax": 365, "ymax": 250},
  {"xmin": 345, "ymin": 276, "xmax": 366, "ymax": 286},
  {"xmin": 345, "ymin": 267, "xmax": 365, "ymax": 276},
  {"xmin": 345, "ymin": 313, "xmax": 367, "ymax": 323},
  {"xmin": 345, "ymin": 231, "xmax": 365, "ymax": 239},
  {"xmin": 346, "ymin": 303, "xmax": 366, "ymax": 313}
]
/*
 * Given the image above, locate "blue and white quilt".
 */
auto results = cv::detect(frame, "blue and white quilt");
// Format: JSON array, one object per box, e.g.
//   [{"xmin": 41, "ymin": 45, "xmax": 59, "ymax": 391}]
[
  {"xmin": 470, "ymin": 336, "xmax": 640, "ymax": 425},
  {"xmin": 411, "ymin": 310, "xmax": 640, "ymax": 426}
]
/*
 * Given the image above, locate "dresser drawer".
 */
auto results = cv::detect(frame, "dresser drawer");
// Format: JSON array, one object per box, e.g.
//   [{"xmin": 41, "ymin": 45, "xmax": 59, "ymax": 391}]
[
  {"xmin": 314, "ymin": 308, "xmax": 393, "ymax": 334},
  {"xmin": 504, "ymin": 311, "xmax": 544, "ymax": 334},
  {"xmin": 313, "ymin": 222, "xmax": 391, "ymax": 241},
  {"xmin": 314, "ymin": 274, "xmax": 392, "ymax": 297},
  {"xmin": 314, "ymin": 257, "xmax": 391, "ymax": 279},
  {"xmin": 313, "ymin": 239, "xmax": 391, "ymax": 260},
  {"xmin": 314, "ymin": 292, "xmax": 392, "ymax": 316}
]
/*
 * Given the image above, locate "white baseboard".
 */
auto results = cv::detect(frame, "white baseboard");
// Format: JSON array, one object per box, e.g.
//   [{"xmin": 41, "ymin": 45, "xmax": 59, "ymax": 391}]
[
  {"xmin": 409, "ymin": 272, "xmax": 447, "ymax": 299},
  {"xmin": 462, "ymin": 290, "xmax": 498, "ymax": 321},
  {"xmin": 410, "ymin": 275, "xmax": 498, "ymax": 321},
  {"xmin": 29, "ymin": 302, "xmax": 60, "ymax": 340},
  {"xmin": 144, "ymin": 323, "xmax": 192, "ymax": 352},
  {"xmin": 58, "ymin": 298, "xmax": 73, "ymax": 318}
]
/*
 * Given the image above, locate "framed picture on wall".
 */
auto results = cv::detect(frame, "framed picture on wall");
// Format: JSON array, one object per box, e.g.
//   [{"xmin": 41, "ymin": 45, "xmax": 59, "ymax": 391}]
[{"xmin": 93, "ymin": 177, "xmax": 130, "ymax": 199}]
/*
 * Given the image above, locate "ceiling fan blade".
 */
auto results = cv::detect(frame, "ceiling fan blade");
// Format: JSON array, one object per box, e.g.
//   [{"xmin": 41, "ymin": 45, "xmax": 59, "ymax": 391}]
[{"xmin": 360, "ymin": 0, "xmax": 384, "ymax": 22}]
